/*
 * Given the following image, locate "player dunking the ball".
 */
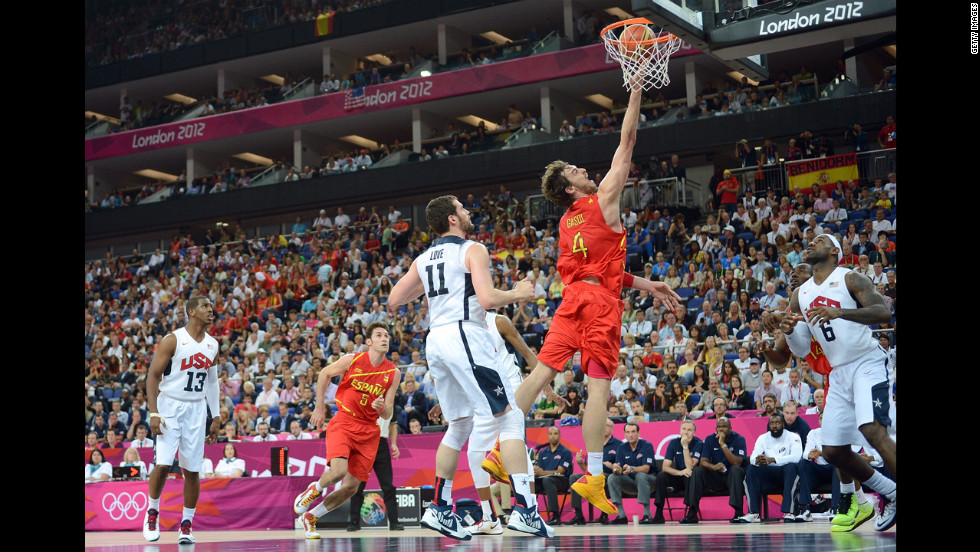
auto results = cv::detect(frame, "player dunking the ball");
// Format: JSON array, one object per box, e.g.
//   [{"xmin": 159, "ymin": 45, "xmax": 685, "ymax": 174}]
[
  {"xmin": 500, "ymin": 79, "xmax": 683, "ymax": 518},
  {"xmin": 766, "ymin": 235, "xmax": 896, "ymax": 531},
  {"xmin": 143, "ymin": 296, "xmax": 222, "ymax": 544},
  {"xmin": 387, "ymin": 196, "xmax": 553, "ymax": 539},
  {"xmin": 293, "ymin": 321, "xmax": 401, "ymax": 539}
]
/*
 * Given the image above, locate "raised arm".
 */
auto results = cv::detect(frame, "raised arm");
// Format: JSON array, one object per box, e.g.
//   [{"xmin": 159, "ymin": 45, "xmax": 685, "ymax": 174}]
[
  {"xmin": 623, "ymin": 273, "xmax": 683, "ymax": 312},
  {"xmin": 387, "ymin": 259, "xmax": 425, "ymax": 307},
  {"xmin": 465, "ymin": 243, "xmax": 533, "ymax": 310},
  {"xmin": 597, "ymin": 88, "xmax": 644, "ymax": 229}
]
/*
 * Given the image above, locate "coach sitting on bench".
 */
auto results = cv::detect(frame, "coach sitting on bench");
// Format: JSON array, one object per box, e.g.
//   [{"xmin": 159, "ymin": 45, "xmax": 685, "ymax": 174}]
[{"xmin": 607, "ymin": 422, "xmax": 658, "ymax": 524}]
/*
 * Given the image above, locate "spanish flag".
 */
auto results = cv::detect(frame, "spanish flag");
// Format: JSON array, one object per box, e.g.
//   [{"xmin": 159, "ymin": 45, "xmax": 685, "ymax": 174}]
[
  {"xmin": 315, "ymin": 11, "xmax": 335, "ymax": 37},
  {"xmin": 786, "ymin": 153, "xmax": 859, "ymax": 193}
]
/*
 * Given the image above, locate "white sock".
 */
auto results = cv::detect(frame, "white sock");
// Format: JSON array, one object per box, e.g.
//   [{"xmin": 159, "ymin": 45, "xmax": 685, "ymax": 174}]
[
  {"xmin": 854, "ymin": 487, "xmax": 869, "ymax": 504},
  {"xmin": 315, "ymin": 481, "xmax": 325, "ymax": 493},
  {"xmin": 481, "ymin": 500, "xmax": 496, "ymax": 521},
  {"xmin": 148, "ymin": 497, "xmax": 160, "ymax": 510},
  {"xmin": 587, "ymin": 452, "xmax": 603, "ymax": 476},
  {"xmin": 438, "ymin": 478, "xmax": 454, "ymax": 506},
  {"xmin": 182, "ymin": 507, "xmax": 195, "ymax": 522},
  {"xmin": 840, "ymin": 482, "xmax": 855, "ymax": 494},
  {"xmin": 310, "ymin": 502, "xmax": 330, "ymax": 518},
  {"xmin": 863, "ymin": 471, "xmax": 896, "ymax": 500},
  {"xmin": 509, "ymin": 473, "xmax": 534, "ymax": 510}
]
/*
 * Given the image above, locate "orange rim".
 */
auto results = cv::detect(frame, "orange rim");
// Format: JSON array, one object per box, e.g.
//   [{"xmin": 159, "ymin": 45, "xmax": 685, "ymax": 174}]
[{"xmin": 600, "ymin": 17, "xmax": 677, "ymax": 46}]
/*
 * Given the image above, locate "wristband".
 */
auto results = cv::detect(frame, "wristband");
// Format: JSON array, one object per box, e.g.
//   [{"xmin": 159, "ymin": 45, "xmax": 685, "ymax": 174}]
[
  {"xmin": 149, "ymin": 413, "xmax": 162, "ymax": 419},
  {"xmin": 622, "ymin": 272, "xmax": 635, "ymax": 289}
]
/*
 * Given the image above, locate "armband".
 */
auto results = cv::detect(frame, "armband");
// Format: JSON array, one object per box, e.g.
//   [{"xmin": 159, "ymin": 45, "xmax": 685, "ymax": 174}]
[{"xmin": 622, "ymin": 272, "xmax": 635, "ymax": 289}]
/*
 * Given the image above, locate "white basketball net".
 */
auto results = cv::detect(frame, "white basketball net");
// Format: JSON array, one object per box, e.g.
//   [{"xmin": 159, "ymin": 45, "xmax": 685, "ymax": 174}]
[{"xmin": 602, "ymin": 25, "xmax": 681, "ymax": 91}]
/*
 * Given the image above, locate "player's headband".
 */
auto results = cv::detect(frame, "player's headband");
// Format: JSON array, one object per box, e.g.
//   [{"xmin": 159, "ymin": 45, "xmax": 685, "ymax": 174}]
[{"xmin": 821, "ymin": 234, "xmax": 843, "ymax": 263}]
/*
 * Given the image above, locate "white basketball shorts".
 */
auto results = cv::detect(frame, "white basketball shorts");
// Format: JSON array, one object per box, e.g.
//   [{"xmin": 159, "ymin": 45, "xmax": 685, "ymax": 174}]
[
  {"xmin": 821, "ymin": 347, "xmax": 893, "ymax": 447},
  {"xmin": 154, "ymin": 394, "xmax": 208, "ymax": 473},
  {"xmin": 425, "ymin": 321, "xmax": 518, "ymax": 423}
]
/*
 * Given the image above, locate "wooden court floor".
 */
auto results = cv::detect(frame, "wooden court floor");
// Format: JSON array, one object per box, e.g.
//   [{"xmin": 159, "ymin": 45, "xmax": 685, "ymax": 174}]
[{"xmin": 84, "ymin": 521, "xmax": 896, "ymax": 551}]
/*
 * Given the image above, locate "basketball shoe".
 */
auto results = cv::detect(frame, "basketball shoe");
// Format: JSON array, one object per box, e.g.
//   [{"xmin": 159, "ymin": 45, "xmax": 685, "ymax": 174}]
[
  {"xmin": 481, "ymin": 450, "xmax": 509, "ymax": 484},
  {"xmin": 301, "ymin": 512, "xmax": 320, "ymax": 539},
  {"xmin": 293, "ymin": 482, "xmax": 322, "ymax": 515},
  {"xmin": 466, "ymin": 517, "xmax": 503, "ymax": 535},
  {"xmin": 421, "ymin": 504, "xmax": 471, "ymax": 540},
  {"xmin": 570, "ymin": 474, "xmax": 617, "ymax": 515},
  {"xmin": 142, "ymin": 508, "xmax": 160, "ymax": 542},
  {"xmin": 507, "ymin": 504, "xmax": 555, "ymax": 538},
  {"xmin": 177, "ymin": 520, "xmax": 195, "ymax": 544}
]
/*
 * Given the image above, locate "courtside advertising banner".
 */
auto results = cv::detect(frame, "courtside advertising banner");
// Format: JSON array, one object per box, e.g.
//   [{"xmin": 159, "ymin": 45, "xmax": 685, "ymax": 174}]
[{"xmin": 85, "ymin": 415, "xmax": 813, "ymax": 530}]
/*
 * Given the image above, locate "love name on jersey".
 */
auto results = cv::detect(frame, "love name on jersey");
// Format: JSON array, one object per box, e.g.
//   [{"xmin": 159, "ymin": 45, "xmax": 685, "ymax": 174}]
[{"xmin": 180, "ymin": 352, "xmax": 212, "ymax": 371}]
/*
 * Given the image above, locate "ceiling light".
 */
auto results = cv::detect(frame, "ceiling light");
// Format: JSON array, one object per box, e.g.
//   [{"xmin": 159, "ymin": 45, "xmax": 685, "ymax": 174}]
[
  {"xmin": 584, "ymin": 94, "xmax": 614, "ymax": 109},
  {"xmin": 604, "ymin": 7, "xmax": 634, "ymax": 20},
  {"xmin": 260, "ymin": 74, "xmax": 285, "ymax": 86},
  {"xmin": 419, "ymin": 70, "xmax": 431, "ymax": 77},
  {"xmin": 340, "ymin": 135, "xmax": 380, "ymax": 149},
  {"xmin": 726, "ymin": 71, "xmax": 758, "ymax": 87},
  {"xmin": 480, "ymin": 31, "xmax": 513, "ymax": 45},
  {"xmin": 457, "ymin": 115, "xmax": 499, "ymax": 131},
  {"xmin": 86, "ymin": 111, "xmax": 120, "ymax": 125},
  {"xmin": 232, "ymin": 153, "xmax": 274, "ymax": 166},
  {"xmin": 163, "ymin": 93, "xmax": 198, "ymax": 105},
  {"xmin": 364, "ymin": 53, "xmax": 393, "ymax": 65},
  {"xmin": 133, "ymin": 169, "xmax": 179, "ymax": 182}
]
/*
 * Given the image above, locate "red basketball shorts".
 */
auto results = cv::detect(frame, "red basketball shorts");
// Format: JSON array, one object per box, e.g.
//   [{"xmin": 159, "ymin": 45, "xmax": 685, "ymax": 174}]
[
  {"xmin": 326, "ymin": 413, "xmax": 380, "ymax": 482},
  {"xmin": 538, "ymin": 282, "xmax": 624, "ymax": 379}
]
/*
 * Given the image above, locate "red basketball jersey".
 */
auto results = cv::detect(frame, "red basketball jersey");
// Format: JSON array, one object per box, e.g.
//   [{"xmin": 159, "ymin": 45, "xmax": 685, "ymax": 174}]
[
  {"xmin": 333, "ymin": 352, "xmax": 397, "ymax": 423},
  {"xmin": 556, "ymin": 193, "xmax": 627, "ymax": 295}
]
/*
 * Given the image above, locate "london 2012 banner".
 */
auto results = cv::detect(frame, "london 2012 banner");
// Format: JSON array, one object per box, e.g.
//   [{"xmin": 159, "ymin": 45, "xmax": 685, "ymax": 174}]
[{"xmin": 84, "ymin": 42, "xmax": 701, "ymax": 161}]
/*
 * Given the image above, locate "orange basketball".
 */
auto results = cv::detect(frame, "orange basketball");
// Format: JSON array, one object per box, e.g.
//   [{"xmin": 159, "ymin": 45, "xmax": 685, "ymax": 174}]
[{"xmin": 618, "ymin": 24, "xmax": 653, "ymax": 56}]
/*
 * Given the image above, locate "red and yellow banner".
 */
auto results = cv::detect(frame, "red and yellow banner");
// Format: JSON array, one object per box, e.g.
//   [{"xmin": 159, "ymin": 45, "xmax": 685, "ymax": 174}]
[
  {"xmin": 786, "ymin": 153, "xmax": 858, "ymax": 193},
  {"xmin": 315, "ymin": 11, "xmax": 335, "ymax": 36}
]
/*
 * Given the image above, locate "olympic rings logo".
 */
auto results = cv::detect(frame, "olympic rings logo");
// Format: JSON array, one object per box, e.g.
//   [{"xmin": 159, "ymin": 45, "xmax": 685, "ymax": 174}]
[{"xmin": 102, "ymin": 491, "xmax": 148, "ymax": 521}]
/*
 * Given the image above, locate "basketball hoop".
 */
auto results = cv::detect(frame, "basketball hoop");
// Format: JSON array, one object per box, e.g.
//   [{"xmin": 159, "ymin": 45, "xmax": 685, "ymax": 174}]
[{"xmin": 601, "ymin": 17, "xmax": 681, "ymax": 91}]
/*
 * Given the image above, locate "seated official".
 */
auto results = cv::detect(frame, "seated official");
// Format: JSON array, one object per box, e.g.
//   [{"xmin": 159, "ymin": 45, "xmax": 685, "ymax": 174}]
[
  {"xmin": 684, "ymin": 417, "xmax": 748, "ymax": 523},
  {"xmin": 86, "ymin": 449, "xmax": 112, "ymax": 483},
  {"xmin": 533, "ymin": 426, "xmax": 573, "ymax": 525},
  {"xmin": 655, "ymin": 420, "xmax": 703, "ymax": 524},
  {"xmin": 119, "ymin": 446, "xmax": 148, "ymax": 480},
  {"xmin": 213, "ymin": 443, "xmax": 246, "ymax": 478},
  {"xmin": 795, "ymin": 413, "xmax": 848, "ymax": 521},
  {"xmin": 607, "ymin": 422, "xmax": 658, "ymax": 524},
  {"xmin": 735, "ymin": 413, "xmax": 803, "ymax": 523},
  {"xmin": 567, "ymin": 419, "xmax": 621, "ymax": 525}
]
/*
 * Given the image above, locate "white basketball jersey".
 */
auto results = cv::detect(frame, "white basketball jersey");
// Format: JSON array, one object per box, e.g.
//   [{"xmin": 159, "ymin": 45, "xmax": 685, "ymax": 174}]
[
  {"xmin": 159, "ymin": 327, "xmax": 219, "ymax": 402},
  {"xmin": 486, "ymin": 312, "xmax": 522, "ymax": 389},
  {"xmin": 417, "ymin": 236, "xmax": 487, "ymax": 329},
  {"xmin": 796, "ymin": 267, "xmax": 878, "ymax": 367}
]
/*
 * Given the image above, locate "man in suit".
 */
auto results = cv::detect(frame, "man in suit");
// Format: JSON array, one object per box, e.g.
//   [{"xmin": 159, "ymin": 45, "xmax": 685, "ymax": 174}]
[
  {"xmin": 270, "ymin": 401, "xmax": 297, "ymax": 434},
  {"xmin": 395, "ymin": 378, "xmax": 428, "ymax": 430}
]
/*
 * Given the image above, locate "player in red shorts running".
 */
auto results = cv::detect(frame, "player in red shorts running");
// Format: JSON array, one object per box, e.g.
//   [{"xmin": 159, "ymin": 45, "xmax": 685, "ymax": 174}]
[
  {"xmin": 292, "ymin": 321, "xmax": 401, "ymax": 539},
  {"xmin": 510, "ymin": 81, "xmax": 682, "ymax": 517}
]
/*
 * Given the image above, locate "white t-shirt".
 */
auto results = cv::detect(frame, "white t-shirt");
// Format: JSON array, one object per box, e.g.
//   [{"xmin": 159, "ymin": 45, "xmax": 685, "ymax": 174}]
[
  {"xmin": 200, "ymin": 458, "xmax": 214, "ymax": 477},
  {"xmin": 85, "ymin": 462, "xmax": 113, "ymax": 482},
  {"xmin": 214, "ymin": 457, "xmax": 246, "ymax": 477},
  {"xmin": 286, "ymin": 433, "xmax": 313, "ymax": 440}
]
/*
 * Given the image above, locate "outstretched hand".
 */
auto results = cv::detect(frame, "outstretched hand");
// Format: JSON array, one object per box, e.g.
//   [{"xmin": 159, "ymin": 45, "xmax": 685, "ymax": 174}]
[
  {"xmin": 649, "ymin": 281, "xmax": 683, "ymax": 313},
  {"xmin": 545, "ymin": 388, "xmax": 569, "ymax": 411}
]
